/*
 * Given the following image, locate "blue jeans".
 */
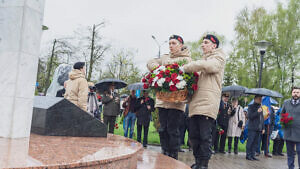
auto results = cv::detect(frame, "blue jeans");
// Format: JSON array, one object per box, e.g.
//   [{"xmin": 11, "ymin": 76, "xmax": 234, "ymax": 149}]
[
  {"xmin": 124, "ymin": 112, "xmax": 136, "ymax": 138},
  {"xmin": 286, "ymin": 140, "xmax": 300, "ymax": 169}
]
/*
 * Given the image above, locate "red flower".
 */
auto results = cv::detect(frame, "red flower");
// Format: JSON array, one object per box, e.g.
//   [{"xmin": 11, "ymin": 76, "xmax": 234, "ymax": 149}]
[
  {"xmin": 193, "ymin": 72, "xmax": 199, "ymax": 77},
  {"xmin": 159, "ymin": 70, "xmax": 164, "ymax": 75},
  {"xmin": 172, "ymin": 79, "xmax": 180, "ymax": 84},
  {"xmin": 171, "ymin": 73, "xmax": 178, "ymax": 80},
  {"xmin": 172, "ymin": 63, "xmax": 179, "ymax": 69},
  {"xmin": 179, "ymin": 70, "xmax": 183, "ymax": 75},
  {"xmin": 114, "ymin": 123, "xmax": 119, "ymax": 129},
  {"xmin": 148, "ymin": 78, "xmax": 153, "ymax": 84},
  {"xmin": 165, "ymin": 77, "xmax": 171, "ymax": 82},
  {"xmin": 143, "ymin": 83, "xmax": 149, "ymax": 89},
  {"xmin": 142, "ymin": 78, "xmax": 147, "ymax": 82},
  {"xmin": 170, "ymin": 85, "xmax": 177, "ymax": 91},
  {"xmin": 192, "ymin": 84, "xmax": 198, "ymax": 91},
  {"xmin": 146, "ymin": 74, "xmax": 151, "ymax": 79},
  {"xmin": 219, "ymin": 129, "xmax": 224, "ymax": 135},
  {"xmin": 157, "ymin": 74, "xmax": 163, "ymax": 79},
  {"xmin": 154, "ymin": 83, "xmax": 158, "ymax": 88},
  {"xmin": 165, "ymin": 69, "xmax": 170, "ymax": 75}
]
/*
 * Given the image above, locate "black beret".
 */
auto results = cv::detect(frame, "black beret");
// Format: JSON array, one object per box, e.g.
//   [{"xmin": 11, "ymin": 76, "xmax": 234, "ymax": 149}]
[
  {"xmin": 169, "ymin": 35, "xmax": 184, "ymax": 44},
  {"xmin": 203, "ymin": 34, "xmax": 219, "ymax": 48},
  {"xmin": 222, "ymin": 93, "xmax": 230, "ymax": 97},
  {"xmin": 73, "ymin": 62, "xmax": 85, "ymax": 70}
]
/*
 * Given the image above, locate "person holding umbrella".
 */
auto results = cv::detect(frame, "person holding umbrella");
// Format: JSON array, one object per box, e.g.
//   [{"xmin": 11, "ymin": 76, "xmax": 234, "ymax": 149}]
[
  {"xmin": 102, "ymin": 83, "xmax": 120, "ymax": 134},
  {"xmin": 246, "ymin": 95, "xmax": 265, "ymax": 161}
]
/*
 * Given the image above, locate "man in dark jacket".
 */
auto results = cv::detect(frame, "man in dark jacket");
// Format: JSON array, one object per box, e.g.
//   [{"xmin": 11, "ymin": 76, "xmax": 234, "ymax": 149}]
[
  {"xmin": 102, "ymin": 84, "xmax": 120, "ymax": 134},
  {"xmin": 282, "ymin": 86, "xmax": 300, "ymax": 169},
  {"xmin": 135, "ymin": 90, "xmax": 155, "ymax": 147},
  {"xmin": 246, "ymin": 95, "xmax": 265, "ymax": 161},
  {"xmin": 215, "ymin": 93, "xmax": 231, "ymax": 153}
]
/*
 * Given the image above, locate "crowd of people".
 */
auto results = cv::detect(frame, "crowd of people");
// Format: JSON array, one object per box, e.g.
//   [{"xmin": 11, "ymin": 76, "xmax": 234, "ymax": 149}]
[{"xmin": 57, "ymin": 33, "xmax": 300, "ymax": 169}]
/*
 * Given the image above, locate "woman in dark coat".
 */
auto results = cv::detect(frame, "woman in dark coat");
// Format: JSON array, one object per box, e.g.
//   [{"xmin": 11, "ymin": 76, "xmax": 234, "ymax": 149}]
[{"xmin": 135, "ymin": 90, "xmax": 155, "ymax": 148}]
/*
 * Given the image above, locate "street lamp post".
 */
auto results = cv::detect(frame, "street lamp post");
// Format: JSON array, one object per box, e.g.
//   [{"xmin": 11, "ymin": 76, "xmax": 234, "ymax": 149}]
[
  {"xmin": 151, "ymin": 35, "xmax": 167, "ymax": 58},
  {"xmin": 254, "ymin": 40, "xmax": 272, "ymax": 88}
]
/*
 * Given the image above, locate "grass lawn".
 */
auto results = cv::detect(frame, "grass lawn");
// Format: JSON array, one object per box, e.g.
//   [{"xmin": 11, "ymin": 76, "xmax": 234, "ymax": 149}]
[{"xmin": 113, "ymin": 117, "xmax": 286, "ymax": 153}]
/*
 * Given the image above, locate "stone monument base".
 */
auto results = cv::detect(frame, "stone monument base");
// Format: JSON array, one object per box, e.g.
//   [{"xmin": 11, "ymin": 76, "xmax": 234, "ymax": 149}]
[{"xmin": 0, "ymin": 134, "xmax": 190, "ymax": 169}]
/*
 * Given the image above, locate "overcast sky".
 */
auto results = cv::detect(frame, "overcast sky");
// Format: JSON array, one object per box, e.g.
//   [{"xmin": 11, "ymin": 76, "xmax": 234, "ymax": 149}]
[{"xmin": 41, "ymin": 0, "xmax": 282, "ymax": 73}]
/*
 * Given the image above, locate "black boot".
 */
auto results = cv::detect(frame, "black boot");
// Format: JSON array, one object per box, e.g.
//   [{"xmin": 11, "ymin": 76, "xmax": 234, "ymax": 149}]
[
  {"xmin": 234, "ymin": 137, "xmax": 239, "ymax": 154},
  {"xmin": 199, "ymin": 159, "xmax": 208, "ymax": 169},
  {"xmin": 191, "ymin": 158, "xmax": 201, "ymax": 169},
  {"xmin": 228, "ymin": 137, "xmax": 232, "ymax": 153},
  {"xmin": 161, "ymin": 149, "xmax": 168, "ymax": 156},
  {"xmin": 169, "ymin": 151, "xmax": 178, "ymax": 160}
]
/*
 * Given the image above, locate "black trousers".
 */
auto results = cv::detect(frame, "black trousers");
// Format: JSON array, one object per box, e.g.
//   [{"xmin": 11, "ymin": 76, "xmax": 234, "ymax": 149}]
[
  {"xmin": 246, "ymin": 130, "xmax": 260, "ymax": 158},
  {"xmin": 189, "ymin": 115, "xmax": 214, "ymax": 160},
  {"xmin": 212, "ymin": 122, "xmax": 218, "ymax": 151},
  {"xmin": 215, "ymin": 126, "xmax": 228, "ymax": 152},
  {"xmin": 273, "ymin": 138, "xmax": 284, "ymax": 154},
  {"xmin": 228, "ymin": 137, "xmax": 239, "ymax": 152},
  {"xmin": 137, "ymin": 123, "xmax": 149, "ymax": 146},
  {"xmin": 158, "ymin": 108, "xmax": 182, "ymax": 153},
  {"xmin": 103, "ymin": 115, "xmax": 116, "ymax": 134},
  {"xmin": 179, "ymin": 114, "xmax": 189, "ymax": 146}
]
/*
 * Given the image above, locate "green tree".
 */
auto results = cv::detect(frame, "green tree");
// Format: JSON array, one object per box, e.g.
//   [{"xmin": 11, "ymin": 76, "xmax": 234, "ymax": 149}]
[
  {"xmin": 228, "ymin": 0, "xmax": 300, "ymax": 103},
  {"xmin": 101, "ymin": 49, "xmax": 142, "ymax": 85}
]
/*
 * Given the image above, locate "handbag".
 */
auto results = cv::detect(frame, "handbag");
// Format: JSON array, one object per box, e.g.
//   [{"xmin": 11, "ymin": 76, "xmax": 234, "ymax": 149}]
[
  {"xmin": 270, "ymin": 130, "xmax": 279, "ymax": 140},
  {"xmin": 237, "ymin": 106, "xmax": 243, "ymax": 128}
]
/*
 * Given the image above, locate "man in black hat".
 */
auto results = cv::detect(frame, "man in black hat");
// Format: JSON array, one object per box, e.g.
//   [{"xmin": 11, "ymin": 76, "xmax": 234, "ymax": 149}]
[
  {"xmin": 181, "ymin": 34, "xmax": 226, "ymax": 169},
  {"xmin": 246, "ymin": 95, "xmax": 265, "ymax": 161},
  {"xmin": 214, "ymin": 93, "xmax": 231, "ymax": 154},
  {"xmin": 64, "ymin": 62, "xmax": 88, "ymax": 111}
]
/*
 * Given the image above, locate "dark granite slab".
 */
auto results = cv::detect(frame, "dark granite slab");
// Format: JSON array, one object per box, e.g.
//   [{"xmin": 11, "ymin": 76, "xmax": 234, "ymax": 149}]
[{"xmin": 31, "ymin": 96, "xmax": 107, "ymax": 137}]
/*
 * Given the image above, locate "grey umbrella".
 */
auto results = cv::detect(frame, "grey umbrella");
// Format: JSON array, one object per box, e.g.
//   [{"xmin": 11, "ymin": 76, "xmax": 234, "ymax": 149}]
[
  {"xmin": 127, "ymin": 82, "xmax": 145, "ymax": 91},
  {"xmin": 95, "ymin": 78, "xmax": 127, "ymax": 91},
  {"xmin": 245, "ymin": 88, "xmax": 283, "ymax": 98},
  {"xmin": 120, "ymin": 94, "xmax": 129, "ymax": 98},
  {"xmin": 222, "ymin": 85, "xmax": 248, "ymax": 97}
]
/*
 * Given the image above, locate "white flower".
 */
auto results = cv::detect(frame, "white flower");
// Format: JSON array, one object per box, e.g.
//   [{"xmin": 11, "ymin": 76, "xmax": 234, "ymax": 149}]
[
  {"xmin": 177, "ymin": 75, "xmax": 183, "ymax": 81},
  {"xmin": 179, "ymin": 66, "xmax": 185, "ymax": 73},
  {"xmin": 153, "ymin": 69, "xmax": 159, "ymax": 74},
  {"xmin": 176, "ymin": 80, "xmax": 186, "ymax": 89},
  {"xmin": 169, "ymin": 81, "xmax": 174, "ymax": 86},
  {"xmin": 157, "ymin": 78, "xmax": 165, "ymax": 87},
  {"xmin": 157, "ymin": 66, "xmax": 166, "ymax": 71},
  {"xmin": 153, "ymin": 76, "xmax": 159, "ymax": 82}
]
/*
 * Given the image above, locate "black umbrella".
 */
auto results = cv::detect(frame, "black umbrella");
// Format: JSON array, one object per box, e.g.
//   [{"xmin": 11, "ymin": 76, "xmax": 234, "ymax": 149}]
[
  {"xmin": 128, "ymin": 82, "xmax": 145, "ymax": 90},
  {"xmin": 222, "ymin": 85, "xmax": 248, "ymax": 97},
  {"xmin": 95, "ymin": 78, "xmax": 127, "ymax": 91},
  {"xmin": 245, "ymin": 88, "xmax": 283, "ymax": 98}
]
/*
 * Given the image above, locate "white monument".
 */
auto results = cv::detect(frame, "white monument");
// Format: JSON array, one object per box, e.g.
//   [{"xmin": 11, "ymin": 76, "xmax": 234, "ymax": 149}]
[{"xmin": 0, "ymin": 0, "xmax": 46, "ymax": 138}]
